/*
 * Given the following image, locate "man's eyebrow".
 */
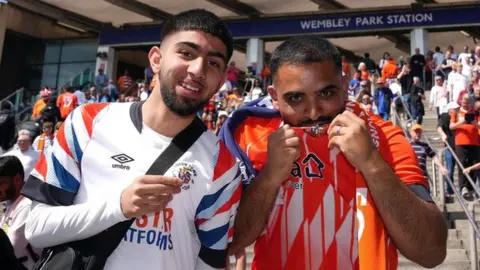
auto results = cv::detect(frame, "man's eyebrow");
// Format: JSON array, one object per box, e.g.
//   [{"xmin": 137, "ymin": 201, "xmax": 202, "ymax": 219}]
[
  {"xmin": 283, "ymin": 84, "xmax": 339, "ymax": 98},
  {"xmin": 315, "ymin": 84, "xmax": 339, "ymax": 92},
  {"xmin": 283, "ymin": 90, "xmax": 305, "ymax": 98},
  {"xmin": 176, "ymin": 41, "xmax": 227, "ymax": 63},
  {"xmin": 176, "ymin": 41, "xmax": 200, "ymax": 51}
]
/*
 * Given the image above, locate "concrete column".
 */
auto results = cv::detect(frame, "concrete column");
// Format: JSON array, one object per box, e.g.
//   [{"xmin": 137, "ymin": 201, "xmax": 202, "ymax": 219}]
[
  {"xmin": 95, "ymin": 46, "xmax": 116, "ymax": 81},
  {"xmin": 246, "ymin": 38, "xmax": 264, "ymax": 78},
  {"xmin": 410, "ymin": 28, "xmax": 428, "ymax": 55},
  {"xmin": 0, "ymin": 4, "xmax": 8, "ymax": 66}
]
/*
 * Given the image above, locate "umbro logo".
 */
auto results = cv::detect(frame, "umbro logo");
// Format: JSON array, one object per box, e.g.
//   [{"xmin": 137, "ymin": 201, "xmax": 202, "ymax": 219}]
[{"xmin": 111, "ymin": 154, "xmax": 134, "ymax": 170}]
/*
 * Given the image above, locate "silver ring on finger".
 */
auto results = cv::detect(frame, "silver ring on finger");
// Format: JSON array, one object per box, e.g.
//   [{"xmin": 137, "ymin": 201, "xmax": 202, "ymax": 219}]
[{"xmin": 336, "ymin": 126, "xmax": 342, "ymax": 136}]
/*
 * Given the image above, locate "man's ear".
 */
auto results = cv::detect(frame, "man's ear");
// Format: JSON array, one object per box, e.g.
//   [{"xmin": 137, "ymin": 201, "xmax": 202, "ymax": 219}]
[
  {"xmin": 148, "ymin": 46, "xmax": 162, "ymax": 74},
  {"xmin": 267, "ymin": 85, "xmax": 280, "ymax": 110}
]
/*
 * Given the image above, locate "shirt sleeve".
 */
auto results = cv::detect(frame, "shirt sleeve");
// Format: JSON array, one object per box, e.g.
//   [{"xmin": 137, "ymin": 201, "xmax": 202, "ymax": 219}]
[
  {"xmin": 450, "ymin": 110, "xmax": 457, "ymax": 124},
  {"xmin": 195, "ymin": 141, "xmax": 242, "ymax": 269},
  {"xmin": 6, "ymin": 199, "xmax": 31, "ymax": 256},
  {"xmin": 22, "ymin": 105, "xmax": 93, "ymax": 206},
  {"xmin": 425, "ymin": 144, "xmax": 436, "ymax": 158},
  {"xmin": 20, "ymin": 104, "xmax": 127, "ymax": 248},
  {"xmin": 32, "ymin": 137, "xmax": 40, "ymax": 151},
  {"xmin": 377, "ymin": 120, "xmax": 433, "ymax": 201}
]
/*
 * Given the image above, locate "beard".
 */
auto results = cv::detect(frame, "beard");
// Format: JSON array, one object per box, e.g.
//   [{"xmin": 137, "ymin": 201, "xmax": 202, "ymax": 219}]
[{"xmin": 160, "ymin": 82, "xmax": 210, "ymax": 117}]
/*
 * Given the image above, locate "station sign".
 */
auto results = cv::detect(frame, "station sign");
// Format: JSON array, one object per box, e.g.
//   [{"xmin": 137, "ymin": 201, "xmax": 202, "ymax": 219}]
[{"xmin": 99, "ymin": 5, "xmax": 480, "ymax": 46}]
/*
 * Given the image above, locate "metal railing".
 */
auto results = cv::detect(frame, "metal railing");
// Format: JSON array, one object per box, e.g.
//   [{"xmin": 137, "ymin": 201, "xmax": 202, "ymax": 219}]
[
  {"xmin": 0, "ymin": 87, "xmax": 37, "ymax": 121},
  {"xmin": 390, "ymin": 88, "xmax": 480, "ymax": 269}
]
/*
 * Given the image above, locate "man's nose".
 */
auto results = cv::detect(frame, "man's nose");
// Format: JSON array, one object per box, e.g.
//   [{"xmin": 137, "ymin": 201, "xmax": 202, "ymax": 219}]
[{"xmin": 188, "ymin": 58, "xmax": 206, "ymax": 80}]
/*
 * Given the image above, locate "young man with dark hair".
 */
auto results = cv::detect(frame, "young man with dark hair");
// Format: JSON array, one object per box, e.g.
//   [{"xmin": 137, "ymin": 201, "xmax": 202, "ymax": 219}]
[
  {"xmin": 221, "ymin": 35, "xmax": 447, "ymax": 269},
  {"xmin": 21, "ymin": 9, "xmax": 240, "ymax": 270},
  {"xmin": 0, "ymin": 156, "xmax": 39, "ymax": 269}
]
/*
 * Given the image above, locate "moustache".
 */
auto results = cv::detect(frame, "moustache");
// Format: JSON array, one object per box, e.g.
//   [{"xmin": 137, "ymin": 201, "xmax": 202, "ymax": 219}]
[{"xmin": 297, "ymin": 116, "xmax": 334, "ymax": 127}]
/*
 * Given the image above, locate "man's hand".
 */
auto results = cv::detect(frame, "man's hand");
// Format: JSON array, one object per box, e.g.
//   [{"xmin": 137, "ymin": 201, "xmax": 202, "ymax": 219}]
[
  {"xmin": 264, "ymin": 124, "xmax": 301, "ymax": 184},
  {"xmin": 440, "ymin": 133, "xmax": 448, "ymax": 143},
  {"xmin": 440, "ymin": 166, "xmax": 449, "ymax": 176},
  {"xmin": 464, "ymin": 167, "xmax": 472, "ymax": 174},
  {"xmin": 120, "ymin": 176, "xmax": 183, "ymax": 218},
  {"xmin": 327, "ymin": 110, "xmax": 377, "ymax": 169}
]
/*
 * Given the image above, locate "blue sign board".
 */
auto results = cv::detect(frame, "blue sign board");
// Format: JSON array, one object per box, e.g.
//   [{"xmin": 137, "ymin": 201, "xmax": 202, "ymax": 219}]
[{"xmin": 99, "ymin": 5, "xmax": 480, "ymax": 46}]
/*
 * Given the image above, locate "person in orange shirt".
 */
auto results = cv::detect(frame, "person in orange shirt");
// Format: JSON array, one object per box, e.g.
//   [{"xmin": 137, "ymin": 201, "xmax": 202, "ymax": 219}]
[
  {"xmin": 222, "ymin": 36, "xmax": 447, "ymax": 269},
  {"xmin": 56, "ymin": 86, "xmax": 78, "ymax": 120},
  {"xmin": 381, "ymin": 56, "xmax": 399, "ymax": 84},
  {"xmin": 117, "ymin": 69, "xmax": 134, "ymax": 94},
  {"xmin": 450, "ymin": 93, "xmax": 480, "ymax": 200},
  {"xmin": 358, "ymin": 62, "xmax": 370, "ymax": 82},
  {"xmin": 31, "ymin": 88, "xmax": 51, "ymax": 120}
]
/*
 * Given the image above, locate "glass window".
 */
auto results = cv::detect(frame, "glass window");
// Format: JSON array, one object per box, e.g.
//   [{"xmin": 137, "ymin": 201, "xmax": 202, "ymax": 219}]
[
  {"xmin": 40, "ymin": 64, "xmax": 59, "ymax": 89},
  {"xmin": 60, "ymin": 40, "xmax": 97, "ymax": 63},
  {"xmin": 25, "ymin": 64, "xmax": 58, "ymax": 90},
  {"xmin": 24, "ymin": 40, "xmax": 49, "ymax": 65},
  {"xmin": 57, "ymin": 62, "xmax": 95, "ymax": 88},
  {"xmin": 43, "ymin": 41, "xmax": 62, "ymax": 64}
]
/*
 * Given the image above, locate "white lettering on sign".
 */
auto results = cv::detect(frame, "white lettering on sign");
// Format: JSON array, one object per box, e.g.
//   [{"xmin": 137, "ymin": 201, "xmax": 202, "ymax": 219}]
[
  {"xmin": 300, "ymin": 13, "xmax": 433, "ymax": 30},
  {"xmin": 355, "ymin": 16, "xmax": 384, "ymax": 26},
  {"xmin": 300, "ymin": 18, "xmax": 351, "ymax": 29},
  {"xmin": 387, "ymin": 13, "xmax": 433, "ymax": 24}
]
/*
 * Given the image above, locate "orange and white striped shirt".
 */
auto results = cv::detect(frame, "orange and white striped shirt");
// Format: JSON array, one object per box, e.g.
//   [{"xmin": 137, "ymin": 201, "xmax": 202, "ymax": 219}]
[{"xmin": 224, "ymin": 99, "xmax": 428, "ymax": 270}]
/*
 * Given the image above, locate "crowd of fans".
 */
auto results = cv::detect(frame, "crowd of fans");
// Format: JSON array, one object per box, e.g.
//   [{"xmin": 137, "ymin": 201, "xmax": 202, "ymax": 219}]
[{"xmin": 343, "ymin": 44, "xmax": 480, "ymax": 201}]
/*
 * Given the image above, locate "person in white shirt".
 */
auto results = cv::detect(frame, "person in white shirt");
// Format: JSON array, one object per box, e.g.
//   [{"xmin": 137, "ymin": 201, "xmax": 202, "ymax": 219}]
[
  {"xmin": 429, "ymin": 76, "xmax": 447, "ymax": 118},
  {"xmin": 2, "ymin": 130, "xmax": 39, "ymax": 182},
  {"xmin": 462, "ymin": 56, "xmax": 473, "ymax": 81},
  {"xmin": 250, "ymin": 79, "xmax": 263, "ymax": 100},
  {"xmin": 0, "ymin": 156, "xmax": 40, "ymax": 269},
  {"xmin": 32, "ymin": 121, "xmax": 55, "ymax": 154},
  {"xmin": 74, "ymin": 88, "xmax": 87, "ymax": 105},
  {"xmin": 457, "ymin": 45, "xmax": 471, "ymax": 67},
  {"xmin": 447, "ymin": 62, "xmax": 467, "ymax": 103},
  {"xmin": 21, "ymin": 9, "xmax": 241, "ymax": 270}
]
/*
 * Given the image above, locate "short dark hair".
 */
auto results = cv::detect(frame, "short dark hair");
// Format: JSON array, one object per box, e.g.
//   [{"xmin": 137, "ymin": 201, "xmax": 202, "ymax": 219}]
[
  {"xmin": 0, "ymin": 156, "xmax": 24, "ymax": 180},
  {"xmin": 161, "ymin": 9, "xmax": 233, "ymax": 64},
  {"xmin": 269, "ymin": 35, "xmax": 342, "ymax": 79}
]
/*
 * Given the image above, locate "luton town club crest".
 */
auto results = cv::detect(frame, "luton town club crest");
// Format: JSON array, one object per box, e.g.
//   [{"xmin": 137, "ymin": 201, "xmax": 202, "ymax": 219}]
[{"xmin": 173, "ymin": 163, "xmax": 197, "ymax": 190}]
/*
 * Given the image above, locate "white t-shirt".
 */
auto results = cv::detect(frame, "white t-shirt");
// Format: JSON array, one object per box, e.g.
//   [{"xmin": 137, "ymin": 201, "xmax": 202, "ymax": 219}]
[
  {"xmin": 74, "ymin": 90, "xmax": 87, "ymax": 105},
  {"xmin": 429, "ymin": 86, "xmax": 445, "ymax": 108},
  {"xmin": 251, "ymin": 87, "xmax": 263, "ymax": 101},
  {"xmin": 23, "ymin": 102, "xmax": 242, "ymax": 270},
  {"xmin": 32, "ymin": 134, "xmax": 54, "ymax": 153},
  {"xmin": 462, "ymin": 64, "xmax": 472, "ymax": 81},
  {"xmin": 447, "ymin": 72, "xmax": 467, "ymax": 103},
  {"xmin": 2, "ymin": 148, "xmax": 39, "ymax": 182},
  {"xmin": 1, "ymin": 197, "xmax": 40, "ymax": 270}
]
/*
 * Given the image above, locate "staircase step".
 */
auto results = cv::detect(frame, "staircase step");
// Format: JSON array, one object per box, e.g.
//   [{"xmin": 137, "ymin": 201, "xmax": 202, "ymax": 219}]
[{"xmin": 454, "ymin": 220, "xmax": 480, "ymax": 230}]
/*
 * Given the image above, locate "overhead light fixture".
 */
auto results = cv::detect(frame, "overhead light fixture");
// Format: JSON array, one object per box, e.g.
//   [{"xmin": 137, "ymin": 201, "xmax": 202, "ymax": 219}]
[
  {"xmin": 57, "ymin": 21, "xmax": 86, "ymax": 33},
  {"xmin": 461, "ymin": 30, "xmax": 470, "ymax": 37}
]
